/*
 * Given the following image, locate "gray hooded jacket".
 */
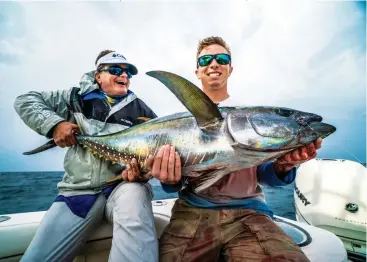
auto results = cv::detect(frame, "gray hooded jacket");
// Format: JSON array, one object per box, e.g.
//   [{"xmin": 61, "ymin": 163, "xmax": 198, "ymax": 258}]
[{"xmin": 14, "ymin": 71, "xmax": 155, "ymax": 196}]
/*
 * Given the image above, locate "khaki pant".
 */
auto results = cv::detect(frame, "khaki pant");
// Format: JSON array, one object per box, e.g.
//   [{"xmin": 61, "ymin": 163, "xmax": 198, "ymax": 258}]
[{"xmin": 160, "ymin": 198, "xmax": 309, "ymax": 262}]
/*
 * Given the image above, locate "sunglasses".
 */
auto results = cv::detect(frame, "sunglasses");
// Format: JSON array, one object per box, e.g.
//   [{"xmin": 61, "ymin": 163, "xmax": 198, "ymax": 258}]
[
  {"xmin": 100, "ymin": 66, "xmax": 132, "ymax": 78},
  {"xmin": 197, "ymin": 53, "xmax": 231, "ymax": 67}
]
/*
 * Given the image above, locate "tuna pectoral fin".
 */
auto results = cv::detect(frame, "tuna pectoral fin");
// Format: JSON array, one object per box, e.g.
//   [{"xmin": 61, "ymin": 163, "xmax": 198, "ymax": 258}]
[
  {"xmin": 146, "ymin": 71, "xmax": 223, "ymax": 128},
  {"xmin": 23, "ymin": 140, "xmax": 56, "ymax": 155},
  {"xmin": 191, "ymin": 168, "xmax": 230, "ymax": 193}
]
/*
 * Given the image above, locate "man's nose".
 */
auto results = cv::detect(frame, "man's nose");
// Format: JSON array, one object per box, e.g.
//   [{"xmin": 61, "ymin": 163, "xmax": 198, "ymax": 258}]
[
  {"xmin": 210, "ymin": 59, "xmax": 219, "ymax": 68},
  {"xmin": 120, "ymin": 71, "xmax": 128, "ymax": 77}
]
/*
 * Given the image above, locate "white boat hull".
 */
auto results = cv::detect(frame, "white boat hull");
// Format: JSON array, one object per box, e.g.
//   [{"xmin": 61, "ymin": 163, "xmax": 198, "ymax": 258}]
[{"xmin": 0, "ymin": 198, "xmax": 349, "ymax": 262}]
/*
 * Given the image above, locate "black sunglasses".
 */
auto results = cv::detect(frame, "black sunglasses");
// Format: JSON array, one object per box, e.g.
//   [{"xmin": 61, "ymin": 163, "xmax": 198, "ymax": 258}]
[
  {"xmin": 197, "ymin": 53, "xmax": 231, "ymax": 67},
  {"xmin": 99, "ymin": 66, "xmax": 132, "ymax": 78}
]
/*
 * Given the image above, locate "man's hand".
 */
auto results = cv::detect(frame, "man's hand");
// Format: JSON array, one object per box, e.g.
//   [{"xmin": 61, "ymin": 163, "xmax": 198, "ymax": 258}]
[
  {"xmin": 53, "ymin": 122, "xmax": 80, "ymax": 148},
  {"xmin": 121, "ymin": 158, "xmax": 150, "ymax": 182},
  {"xmin": 274, "ymin": 138, "xmax": 323, "ymax": 174},
  {"xmin": 146, "ymin": 145, "xmax": 182, "ymax": 184}
]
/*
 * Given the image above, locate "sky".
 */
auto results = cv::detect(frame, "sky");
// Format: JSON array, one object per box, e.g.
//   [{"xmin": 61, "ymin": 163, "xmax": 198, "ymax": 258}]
[{"xmin": 0, "ymin": 0, "xmax": 365, "ymax": 172}]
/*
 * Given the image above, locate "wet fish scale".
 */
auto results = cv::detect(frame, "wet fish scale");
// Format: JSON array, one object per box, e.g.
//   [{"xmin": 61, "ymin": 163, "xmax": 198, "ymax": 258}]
[{"xmin": 77, "ymin": 115, "xmax": 221, "ymax": 171}]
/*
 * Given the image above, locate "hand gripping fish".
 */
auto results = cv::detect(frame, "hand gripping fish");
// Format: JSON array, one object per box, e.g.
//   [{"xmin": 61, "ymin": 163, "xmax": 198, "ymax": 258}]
[{"xmin": 23, "ymin": 71, "xmax": 336, "ymax": 193}]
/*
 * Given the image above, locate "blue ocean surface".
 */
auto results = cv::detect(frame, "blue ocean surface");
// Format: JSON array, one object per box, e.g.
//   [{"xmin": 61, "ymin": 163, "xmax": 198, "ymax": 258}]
[{"xmin": 0, "ymin": 172, "xmax": 296, "ymax": 219}]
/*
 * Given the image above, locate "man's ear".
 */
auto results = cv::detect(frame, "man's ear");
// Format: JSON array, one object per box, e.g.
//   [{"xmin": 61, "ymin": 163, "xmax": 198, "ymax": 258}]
[
  {"xmin": 228, "ymin": 66, "xmax": 233, "ymax": 77},
  {"xmin": 195, "ymin": 69, "xmax": 200, "ymax": 79},
  {"xmin": 95, "ymin": 72, "xmax": 101, "ymax": 84}
]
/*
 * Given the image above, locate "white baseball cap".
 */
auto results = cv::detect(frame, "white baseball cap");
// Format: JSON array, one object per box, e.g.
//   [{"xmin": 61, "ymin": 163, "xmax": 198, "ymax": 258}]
[{"xmin": 96, "ymin": 52, "xmax": 138, "ymax": 75}]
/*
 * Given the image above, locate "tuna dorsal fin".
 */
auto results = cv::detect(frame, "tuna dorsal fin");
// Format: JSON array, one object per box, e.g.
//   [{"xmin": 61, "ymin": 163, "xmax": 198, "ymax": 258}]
[{"xmin": 146, "ymin": 71, "xmax": 223, "ymax": 128}]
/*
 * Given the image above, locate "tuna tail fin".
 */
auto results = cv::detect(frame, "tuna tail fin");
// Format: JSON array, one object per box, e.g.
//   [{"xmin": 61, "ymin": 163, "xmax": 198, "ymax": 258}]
[{"xmin": 23, "ymin": 140, "xmax": 57, "ymax": 155}]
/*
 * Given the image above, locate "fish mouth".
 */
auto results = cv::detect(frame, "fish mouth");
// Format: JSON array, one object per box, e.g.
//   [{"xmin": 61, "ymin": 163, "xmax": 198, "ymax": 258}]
[
  {"xmin": 301, "ymin": 121, "xmax": 337, "ymax": 139},
  {"xmin": 296, "ymin": 114, "xmax": 323, "ymax": 126}
]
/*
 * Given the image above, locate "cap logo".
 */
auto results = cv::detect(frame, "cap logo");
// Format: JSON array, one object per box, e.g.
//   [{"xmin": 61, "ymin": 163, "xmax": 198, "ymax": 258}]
[{"xmin": 112, "ymin": 53, "xmax": 126, "ymax": 59}]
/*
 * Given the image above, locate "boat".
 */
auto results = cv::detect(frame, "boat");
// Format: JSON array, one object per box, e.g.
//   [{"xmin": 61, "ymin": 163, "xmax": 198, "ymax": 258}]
[
  {"xmin": 294, "ymin": 158, "xmax": 366, "ymax": 262},
  {"xmin": 0, "ymin": 197, "xmax": 349, "ymax": 261}
]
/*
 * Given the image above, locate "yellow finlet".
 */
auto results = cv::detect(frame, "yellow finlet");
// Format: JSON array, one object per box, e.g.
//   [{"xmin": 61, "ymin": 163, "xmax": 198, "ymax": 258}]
[
  {"xmin": 137, "ymin": 117, "xmax": 151, "ymax": 122},
  {"xmin": 105, "ymin": 175, "xmax": 123, "ymax": 184}
]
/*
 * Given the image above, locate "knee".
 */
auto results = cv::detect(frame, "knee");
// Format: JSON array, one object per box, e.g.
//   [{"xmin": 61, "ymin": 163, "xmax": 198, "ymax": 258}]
[
  {"xmin": 266, "ymin": 251, "xmax": 310, "ymax": 262},
  {"xmin": 115, "ymin": 182, "xmax": 152, "ymax": 202},
  {"xmin": 112, "ymin": 183, "xmax": 153, "ymax": 219}
]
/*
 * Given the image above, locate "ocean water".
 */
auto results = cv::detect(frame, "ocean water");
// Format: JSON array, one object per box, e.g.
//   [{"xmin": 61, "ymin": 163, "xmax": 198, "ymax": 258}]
[{"xmin": 0, "ymin": 172, "xmax": 296, "ymax": 219}]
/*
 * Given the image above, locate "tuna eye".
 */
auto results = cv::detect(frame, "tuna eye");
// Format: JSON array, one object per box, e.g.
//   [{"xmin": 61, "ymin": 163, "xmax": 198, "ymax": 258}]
[{"xmin": 276, "ymin": 108, "xmax": 294, "ymax": 117}]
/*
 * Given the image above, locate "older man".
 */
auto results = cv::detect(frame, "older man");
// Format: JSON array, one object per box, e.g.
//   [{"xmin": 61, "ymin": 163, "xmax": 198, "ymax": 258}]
[{"xmin": 15, "ymin": 50, "xmax": 158, "ymax": 262}]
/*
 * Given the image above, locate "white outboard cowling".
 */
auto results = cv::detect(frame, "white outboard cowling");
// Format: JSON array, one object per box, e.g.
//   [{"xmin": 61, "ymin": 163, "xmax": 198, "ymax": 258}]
[{"xmin": 294, "ymin": 158, "xmax": 366, "ymax": 261}]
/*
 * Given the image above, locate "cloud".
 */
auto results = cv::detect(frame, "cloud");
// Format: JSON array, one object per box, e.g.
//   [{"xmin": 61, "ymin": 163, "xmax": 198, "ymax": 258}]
[
  {"xmin": 0, "ymin": 0, "xmax": 365, "ymax": 171},
  {"xmin": 0, "ymin": 3, "xmax": 37, "ymax": 65}
]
